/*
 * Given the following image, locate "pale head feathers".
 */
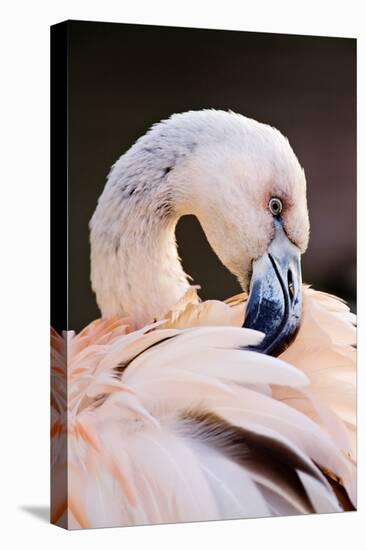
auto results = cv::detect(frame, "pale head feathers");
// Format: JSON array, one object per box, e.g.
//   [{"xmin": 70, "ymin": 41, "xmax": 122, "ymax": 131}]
[{"xmin": 90, "ymin": 109, "xmax": 310, "ymax": 326}]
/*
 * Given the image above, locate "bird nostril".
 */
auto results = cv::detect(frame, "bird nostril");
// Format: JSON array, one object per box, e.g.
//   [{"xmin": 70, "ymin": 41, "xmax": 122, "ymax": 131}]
[{"xmin": 287, "ymin": 269, "xmax": 295, "ymax": 300}]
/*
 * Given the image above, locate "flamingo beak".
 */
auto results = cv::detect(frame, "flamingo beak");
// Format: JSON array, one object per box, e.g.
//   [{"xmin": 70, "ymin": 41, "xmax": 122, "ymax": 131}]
[{"xmin": 243, "ymin": 218, "xmax": 302, "ymax": 356}]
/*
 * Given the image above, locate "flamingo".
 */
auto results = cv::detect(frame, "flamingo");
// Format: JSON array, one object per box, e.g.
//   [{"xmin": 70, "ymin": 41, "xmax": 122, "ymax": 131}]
[{"xmin": 51, "ymin": 109, "xmax": 356, "ymax": 529}]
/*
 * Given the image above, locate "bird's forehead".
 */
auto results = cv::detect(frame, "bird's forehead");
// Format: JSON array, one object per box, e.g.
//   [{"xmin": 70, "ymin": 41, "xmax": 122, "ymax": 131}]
[{"xmin": 198, "ymin": 129, "xmax": 304, "ymax": 180}]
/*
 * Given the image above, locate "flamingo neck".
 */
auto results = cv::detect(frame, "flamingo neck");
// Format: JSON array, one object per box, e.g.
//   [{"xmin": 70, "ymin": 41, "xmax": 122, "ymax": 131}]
[{"xmin": 90, "ymin": 197, "xmax": 191, "ymax": 328}]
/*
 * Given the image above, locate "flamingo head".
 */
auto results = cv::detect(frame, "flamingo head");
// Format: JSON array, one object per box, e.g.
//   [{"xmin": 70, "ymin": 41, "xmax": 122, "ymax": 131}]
[{"xmin": 166, "ymin": 111, "xmax": 310, "ymax": 355}]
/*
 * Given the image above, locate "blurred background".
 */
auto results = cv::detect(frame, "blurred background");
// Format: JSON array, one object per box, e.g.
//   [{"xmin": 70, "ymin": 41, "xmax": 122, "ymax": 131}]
[{"xmin": 68, "ymin": 20, "xmax": 356, "ymax": 332}]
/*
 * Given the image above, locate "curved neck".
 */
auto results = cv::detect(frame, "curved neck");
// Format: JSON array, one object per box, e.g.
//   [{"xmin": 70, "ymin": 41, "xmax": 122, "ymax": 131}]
[{"xmin": 91, "ymin": 195, "xmax": 192, "ymax": 328}]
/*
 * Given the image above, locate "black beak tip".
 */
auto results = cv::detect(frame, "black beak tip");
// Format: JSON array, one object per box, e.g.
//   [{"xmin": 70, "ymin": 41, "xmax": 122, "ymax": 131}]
[{"xmin": 241, "ymin": 233, "xmax": 302, "ymax": 357}]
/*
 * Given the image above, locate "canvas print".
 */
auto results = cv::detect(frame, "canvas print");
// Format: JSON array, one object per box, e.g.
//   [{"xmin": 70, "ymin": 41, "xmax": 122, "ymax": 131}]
[{"xmin": 51, "ymin": 21, "xmax": 356, "ymax": 529}]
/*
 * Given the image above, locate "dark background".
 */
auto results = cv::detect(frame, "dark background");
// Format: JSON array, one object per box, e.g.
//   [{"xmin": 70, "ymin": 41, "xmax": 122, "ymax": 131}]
[{"xmin": 67, "ymin": 20, "xmax": 356, "ymax": 332}]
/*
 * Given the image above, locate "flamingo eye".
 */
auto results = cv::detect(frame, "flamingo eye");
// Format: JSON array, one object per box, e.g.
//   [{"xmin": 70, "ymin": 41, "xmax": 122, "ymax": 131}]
[{"xmin": 268, "ymin": 197, "xmax": 283, "ymax": 216}]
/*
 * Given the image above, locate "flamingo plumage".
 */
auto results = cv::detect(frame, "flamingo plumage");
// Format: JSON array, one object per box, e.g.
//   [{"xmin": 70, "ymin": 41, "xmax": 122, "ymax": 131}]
[{"xmin": 51, "ymin": 110, "xmax": 356, "ymax": 529}]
